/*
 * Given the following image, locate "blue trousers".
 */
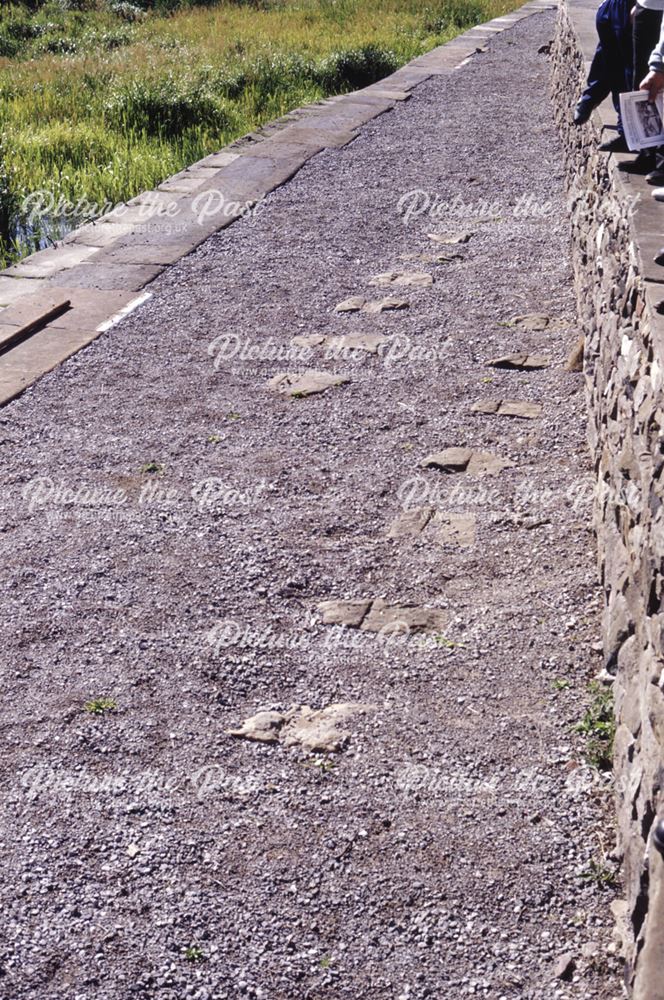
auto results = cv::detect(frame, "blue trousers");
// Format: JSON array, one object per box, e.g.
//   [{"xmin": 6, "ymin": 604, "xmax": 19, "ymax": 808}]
[{"xmin": 582, "ymin": 0, "xmax": 633, "ymax": 133}]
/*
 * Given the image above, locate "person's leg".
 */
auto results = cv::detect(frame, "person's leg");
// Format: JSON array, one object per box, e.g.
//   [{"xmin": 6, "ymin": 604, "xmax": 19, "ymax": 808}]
[
  {"xmin": 579, "ymin": 0, "xmax": 614, "ymax": 109},
  {"xmin": 633, "ymin": 3, "xmax": 663, "ymax": 87},
  {"xmin": 591, "ymin": 0, "xmax": 632, "ymax": 145},
  {"xmin": 632, "ymin": 6, "xmax": 664, "ymax": 178}
]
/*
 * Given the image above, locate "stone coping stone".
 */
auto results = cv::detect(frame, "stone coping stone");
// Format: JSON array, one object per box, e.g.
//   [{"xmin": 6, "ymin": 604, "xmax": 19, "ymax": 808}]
[
  {"xmin": 236, "ymin": 139, "xmax": 324, "ymax": 161},
  {"xmin": 44, "ymin": 261, "xmax": 163, "ymax": 292},
  {"xmin": 0, "ymin": 287, "xmax": 145, "ymax": 405},
  {"xmin": 88, "ymin": 242, "xmax": 197, "ymax": 268},
  {"xmin": 0, "ymin": 296, "xmax": 70, "ymax": 352},
  {"xmin": 64, "ymin": 222, "xmax": 137, "ymax": 249},
  {"xmin": 4, "ymin": 244, "xmax": 99, "ymax": 279},
  {"xmin": 269, "ymin": 125, "xmax": 358, "ymax": 149},
  {"xmin": 0, "ymin": 276, "xmax": 46, "ymax": 307}
]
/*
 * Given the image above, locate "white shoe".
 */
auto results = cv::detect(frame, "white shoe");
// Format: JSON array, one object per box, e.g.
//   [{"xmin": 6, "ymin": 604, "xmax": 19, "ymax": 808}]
[{"xmin": 652, "ymin": 187, "xmax": 664, "ymax": 201}]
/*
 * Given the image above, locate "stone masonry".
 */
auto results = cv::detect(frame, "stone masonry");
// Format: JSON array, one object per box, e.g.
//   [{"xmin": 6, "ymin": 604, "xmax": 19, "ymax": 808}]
[{"xmin": 553, "ymin": 2, "xmax": 664, "ymax": 995}]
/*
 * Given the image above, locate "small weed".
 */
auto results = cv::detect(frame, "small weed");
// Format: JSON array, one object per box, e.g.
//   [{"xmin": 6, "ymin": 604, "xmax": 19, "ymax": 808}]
[
  {"xmin": 481, "ymin": 376, "xmax": 493, "ymax": 383},
  {"xmin": 553, "ymin": 678, "xmax": 571, "ymax": 691},
  {"xmin": 140, "ymin": 461, "xmax": 165, "ymax": 476},
  {"xmin": 226, "ymin": 412, "xmax": 241, "ymax": 421},
  {"xmin": 184, "ymin": 945, "xmax": 205, "ymax": 963},
  {"xmin": 431, "ymin": 634, "xmax": 465, "ymax": 650},
  {"xmin": 207, "ymin": 434, "xmax": 223, "ymax": 443},
  {"xmin": 307, "ymin": 756, "xmax": 336, "ymax": 774},
  {"xmin": 574, "ymin": 681, "xmax": 615, "ymax": 771},
  {"xmin": 320, "ymin": 955, "xmax": 333, "ymax": 969},
  {"xmin": 580, "ymin": 858, "xmax": 617, "ymax": 890},
  {"xmin": 85, "ymin": 697, "xmax": 117, "ymax": 715}
]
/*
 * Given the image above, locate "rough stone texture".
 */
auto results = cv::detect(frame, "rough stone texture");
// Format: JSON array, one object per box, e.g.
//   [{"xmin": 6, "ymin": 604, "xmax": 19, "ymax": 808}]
[
  {"xmin": 421, "ymin": 447, "xmax": 515, "ymax": 476},
  {"xmin": 553, "ymin": 0, "xmax": 664, "ymax": 991},
  {"xmin": 368, "ymin": 270, "xmax": 434, "ymax": 288},
  {"xmin": 267, "ymin": 370, "xmax": 350, "ymax": 397},
  {"xmin": 228, "ymin": 703, "xmax": 373, "ymax": 752},
  {"xmin": 486, "ymin": 353, "xmax": 552, "ymax": 370}
]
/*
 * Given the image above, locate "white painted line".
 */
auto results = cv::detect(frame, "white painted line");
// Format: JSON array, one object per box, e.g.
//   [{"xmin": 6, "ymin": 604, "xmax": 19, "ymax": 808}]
[{"xmin": 95, "ymin": 291, "xmax": 152, "ymax": 334}]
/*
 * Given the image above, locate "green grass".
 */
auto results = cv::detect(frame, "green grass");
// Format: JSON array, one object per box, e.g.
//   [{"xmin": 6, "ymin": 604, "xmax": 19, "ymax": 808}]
[
  {"xmin": 184, "ymin": 944, "xmax": 206, "ymax": 963},
  {"xmin": 84, "ymin": 696, "xmax": 117, "ymax": 715},
  {"xmin": 574, "ymin": 681, "xmax": 616, "ymax": 772},
  {"xmin": 580, "ymin": 857, "xmax": 618, "ymax": 890},
  {"xmin": 0, "ymin": 0, "xmax": 522, "ymax": 264}
]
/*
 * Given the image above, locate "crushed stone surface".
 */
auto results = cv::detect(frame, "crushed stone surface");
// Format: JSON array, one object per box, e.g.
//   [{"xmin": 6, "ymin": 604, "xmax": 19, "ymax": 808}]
[{"xmin": 0, "ymin": 12, "xmax": 622, "ymax": 1000}]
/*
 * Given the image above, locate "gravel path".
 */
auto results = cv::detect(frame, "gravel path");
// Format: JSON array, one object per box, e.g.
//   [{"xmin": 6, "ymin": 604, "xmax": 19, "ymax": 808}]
[{"xmin": 0, "ymin": 11, "xmax": 622, "ymax": 1000}]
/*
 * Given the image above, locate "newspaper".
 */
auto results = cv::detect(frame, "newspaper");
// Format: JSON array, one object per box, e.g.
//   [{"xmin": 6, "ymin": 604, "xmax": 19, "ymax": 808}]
[{"xmin": 619, "ymin": 90, "xmax": 664, "ymax": 150}]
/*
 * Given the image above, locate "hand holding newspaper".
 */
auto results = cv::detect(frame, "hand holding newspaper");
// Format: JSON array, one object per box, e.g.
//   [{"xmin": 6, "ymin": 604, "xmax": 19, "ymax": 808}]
[{"xmin": 619, "ymin": 90, "xmax": 664, "ymax": 150}]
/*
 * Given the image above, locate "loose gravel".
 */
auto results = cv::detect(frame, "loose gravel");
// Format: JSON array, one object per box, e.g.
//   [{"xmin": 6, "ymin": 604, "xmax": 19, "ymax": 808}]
[{"xmin": 0, "ymin": 11, "xmax": 623, "ymax": 1000}]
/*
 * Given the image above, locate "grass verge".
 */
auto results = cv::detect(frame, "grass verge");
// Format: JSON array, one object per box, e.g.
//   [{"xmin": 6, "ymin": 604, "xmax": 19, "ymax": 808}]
[{"xmin": 0, "ymin": 0, "xmax": 522, "ymax": 264}]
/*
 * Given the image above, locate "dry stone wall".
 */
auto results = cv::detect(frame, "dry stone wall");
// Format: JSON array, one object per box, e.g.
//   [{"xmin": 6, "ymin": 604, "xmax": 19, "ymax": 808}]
[{"xmin": 552, "ymin": 2, "xmax": 664, "ymax": 995}]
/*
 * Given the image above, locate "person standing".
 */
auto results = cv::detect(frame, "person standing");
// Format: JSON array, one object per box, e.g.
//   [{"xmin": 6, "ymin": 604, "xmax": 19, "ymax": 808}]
[
  {"xmin": 629, "ymin": 0, "xmax": 664, "ymax": 172},
  {"xmin": 574, "ymin": 0, "xmax": 633, "ymax": 148}
]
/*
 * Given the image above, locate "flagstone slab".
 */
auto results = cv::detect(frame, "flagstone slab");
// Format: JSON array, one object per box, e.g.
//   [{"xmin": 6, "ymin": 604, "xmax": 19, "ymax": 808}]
[
  {"xmin": 0, "ymin": 294, "xmax": 70, "ymax": 351},
  {"xmin": 90, "ymin": 242, "xmax": 195, "ymax": 267},
  {"xmin": 472, "ymin": 400, "xmax": 500, "ymax": 415},
  {"xmin": 369, "ymin": 271, "xmax": 433, "ymax": 289},
  {"xmin": 239, "ymin": 139, "xmax": 323, "ymax": 161},
  {"xmin": 210, "ymin": 152, "xmax": 313, "ymax": 196},
  {"xmin": 333, "ymin": 94, "xmax": 397, "ymax": 110},
  {"xmin": 271, "ymin": 126, "xmax": 358, "ymax": 149},
  {"xmin": 66, "ymin": 222, "xmax": 137, "ymax": 248},
  {"xmin": 280, "ymin": 703, "xmax": 373, "ymax": 752},
  {"xmin": 196, "ymin": 151, "xmax": 242, "ymax": 169},
  {"xmin": 355, "ymin": 88, "xmax": 411, "ymax": 102},
  {"xmin": 0, "ymin": 277, "xmax": 46, "ymax": 308},
  {"xmin": 380, "ymin": 68, "xmax": 432, "ymax": 90},
  {"xmin": 157, "ymin": 171, "xmax": 216, "ymax": 194},
  {"xmin": 46, "ymin": 262, "xmax": 162, "ymax": 292},
  {"xmin": 302, "ymin": 104, "xmax": 390, "ymax": 130},
  {"xmin": 3, "ymin": 244, "xmax": 99, "ymax": 279},
  {"xmin": 267, "ymin": 371, "xmax": 350, "ymax": 397},
  {"xmin": 0, "ymin": 288, "xmax": 146, "ymax": 404}
]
